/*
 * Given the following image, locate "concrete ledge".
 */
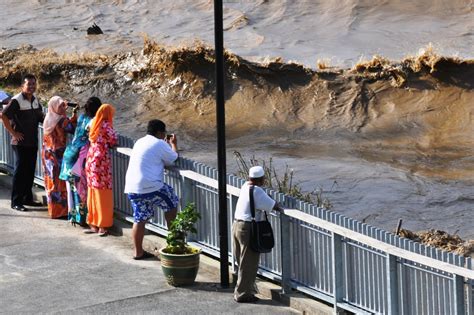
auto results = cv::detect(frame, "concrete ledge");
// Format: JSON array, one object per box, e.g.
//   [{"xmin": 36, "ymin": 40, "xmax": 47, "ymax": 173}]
[
  {"xmin": 111, "ymin": 214, "xmax": 334, "ymax": 315},
  {"xmin": 258, "ymin": 282, "xmax": 333, "ymax": 315},
  {"xmin": 110, "ymin": 216, "xmax": 226, "ymax": 278}
]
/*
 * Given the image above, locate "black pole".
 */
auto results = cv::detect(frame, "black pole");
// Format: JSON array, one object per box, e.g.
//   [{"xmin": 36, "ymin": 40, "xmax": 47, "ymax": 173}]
[{"xmin": 214, "ymin": 0, "xmax": 229, "ymax": 288}]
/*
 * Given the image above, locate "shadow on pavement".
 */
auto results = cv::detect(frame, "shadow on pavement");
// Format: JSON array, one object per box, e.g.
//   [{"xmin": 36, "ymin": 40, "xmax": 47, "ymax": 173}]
[
  {"xmin": 189, "ymin": 281, "xmax": 234, "ymax": 293},
  {"xmin": 0, "ymin": 212, "xmax": 51, "ymax": 220}
]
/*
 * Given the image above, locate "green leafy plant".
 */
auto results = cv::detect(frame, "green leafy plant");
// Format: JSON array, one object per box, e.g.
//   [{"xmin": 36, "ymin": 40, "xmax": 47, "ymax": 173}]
[
  {"xmin": 164, "ymin": 203, "xmax": 201, "ymax": 254},
  {"xmin": 233, "ymin": 150, "xmax": 336, "ymax": 208}
]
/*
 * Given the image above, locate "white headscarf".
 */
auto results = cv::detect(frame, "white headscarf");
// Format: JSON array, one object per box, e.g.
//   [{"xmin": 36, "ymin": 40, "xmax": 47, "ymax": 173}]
[{"xmin": 43, "ymin": 96, "xmax": 66, "ymax": 135}]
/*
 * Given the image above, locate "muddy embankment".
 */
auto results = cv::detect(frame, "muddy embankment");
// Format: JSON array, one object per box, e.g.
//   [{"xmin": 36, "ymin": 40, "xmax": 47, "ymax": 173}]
[{"xmin": 1, "ymin": 39, "xmax": 473, "ymax": 180}]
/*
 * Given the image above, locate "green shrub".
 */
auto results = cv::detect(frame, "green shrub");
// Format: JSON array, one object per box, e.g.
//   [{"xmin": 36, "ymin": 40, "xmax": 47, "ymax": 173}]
[{"xmin": 164, "ymin": 203, "xmax": 201, "ymax": 254}]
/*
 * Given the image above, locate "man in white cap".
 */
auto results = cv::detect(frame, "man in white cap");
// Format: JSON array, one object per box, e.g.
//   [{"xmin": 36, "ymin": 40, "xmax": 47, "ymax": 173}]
[{"xmin": 232, "ymin": 165, "xmax": 282, "ymax": 303}]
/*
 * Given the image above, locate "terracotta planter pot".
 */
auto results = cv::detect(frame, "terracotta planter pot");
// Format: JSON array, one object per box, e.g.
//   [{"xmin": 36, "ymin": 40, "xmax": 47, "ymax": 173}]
[{"xmin": 159, "ymin": 247, "xmax": 201, "ymax": 286}]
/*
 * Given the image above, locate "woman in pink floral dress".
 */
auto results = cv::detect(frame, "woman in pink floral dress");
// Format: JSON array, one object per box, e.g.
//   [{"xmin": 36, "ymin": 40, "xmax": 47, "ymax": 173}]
[{"xmin": 84, "ymin": 104, "xmax": 117, "ymax": 236}]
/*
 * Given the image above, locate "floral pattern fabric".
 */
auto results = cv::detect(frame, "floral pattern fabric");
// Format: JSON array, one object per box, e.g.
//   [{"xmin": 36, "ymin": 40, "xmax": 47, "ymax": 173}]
[
  {"xmin": 85, "ymin": 120, "xmax": 117, "ymax": 189},
  {"xmin": 127, "ymin": 183, "xmax": 179, "ymax": 223},
  {"xmin": 42, "ymin": 117, "xmax": 76, "ymax": 218}
]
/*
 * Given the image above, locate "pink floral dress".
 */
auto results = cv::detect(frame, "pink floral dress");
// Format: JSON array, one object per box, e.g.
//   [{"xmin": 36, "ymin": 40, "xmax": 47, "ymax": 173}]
[{"xmin": 85, "ymin": 121, "xmax": 117, "ymax": 189}]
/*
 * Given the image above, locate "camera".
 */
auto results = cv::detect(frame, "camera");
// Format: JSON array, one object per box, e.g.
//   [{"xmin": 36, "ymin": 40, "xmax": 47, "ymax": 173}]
[
  {"xmin": 66, "ymin": 101, "xmax": 78, "ymax": 108},
  {"xmin": 166, "ymin": 134, "xmax": 173, "ymax": 140}
]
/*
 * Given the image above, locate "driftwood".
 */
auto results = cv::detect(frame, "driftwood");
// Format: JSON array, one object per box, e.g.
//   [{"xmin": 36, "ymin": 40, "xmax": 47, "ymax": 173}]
[
  {"xmin": 397, "ymin": 228, "xmax": 474, "ymax": 257},
  {"xmin": 87, "ymin": 23, "xmax": 103, "ymax": 35}
]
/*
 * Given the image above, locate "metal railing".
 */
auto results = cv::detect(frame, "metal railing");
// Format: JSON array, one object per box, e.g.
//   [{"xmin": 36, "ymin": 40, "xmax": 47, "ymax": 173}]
[
  {"xmin": 1, "ymin": 126, "xmax": 473, "ymax": 314},
  {"xmin": 0, "ymin": 120, "xmax": 45, "ymax": 185},
  {"xmin": 111, "ymin": 135, "xmax": 473, "ymax": 314}
]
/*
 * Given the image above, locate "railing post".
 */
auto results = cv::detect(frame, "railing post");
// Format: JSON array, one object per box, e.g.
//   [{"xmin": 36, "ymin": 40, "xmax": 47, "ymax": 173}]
[
  {"xmin": 453, "ymin": 274, "xmax": 466, "ymax": 315},
  {"xmin": 182, "ymin": 173, "xmax": 195, "ymax": 206},
  {"xmin": 332, "ymin": 233, "xmax": 343, "ymax": 314},
  {"xmin": 280, "ymin": 211, "xmax": 291, "ymax": 294},
  {"xmin": 181, "ymin": 175, "xmax": 196, "ymax": 241},
  {"xmin": 467, "ymin": 259, "xmax": 473, "ymax": 315},
  {"xmin": 386, "ymin": 254, "xmax": 399, "ymax": 314}
]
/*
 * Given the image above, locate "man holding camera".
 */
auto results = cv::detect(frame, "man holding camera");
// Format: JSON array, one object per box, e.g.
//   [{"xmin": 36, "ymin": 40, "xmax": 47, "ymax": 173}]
[
  {"xmin": 1, "ymin": 74, "xmax": 44, "ymax": 211},
  {"xmin": 124, "ymin": 119, "xmax": 179, "ymax": 260}
]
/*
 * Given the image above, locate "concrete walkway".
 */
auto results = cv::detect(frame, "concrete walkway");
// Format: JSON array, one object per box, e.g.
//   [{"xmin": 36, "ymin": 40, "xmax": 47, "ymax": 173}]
[{"xmin": 0, "ymin": 179, "xmax": 301, "ymax": 314}]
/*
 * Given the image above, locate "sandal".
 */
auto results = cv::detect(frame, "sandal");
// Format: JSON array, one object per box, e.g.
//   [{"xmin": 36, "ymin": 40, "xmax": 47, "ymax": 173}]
[
  {"xmin": 133, "ymin": 251, "xmax": 155, "ymax": 260},
  {"xmin": 98, "ymin": 230, "xmax": 109, "ymax": 237},
  {"xmin": 83, "ymin": 228, "xmax": 98, "ymax": 234}
]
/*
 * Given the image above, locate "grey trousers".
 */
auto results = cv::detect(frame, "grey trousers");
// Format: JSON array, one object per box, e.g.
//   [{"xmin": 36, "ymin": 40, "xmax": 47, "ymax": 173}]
[{"xmin": 232, "ymin": 220, "xmax": 260, "ymax": 301}]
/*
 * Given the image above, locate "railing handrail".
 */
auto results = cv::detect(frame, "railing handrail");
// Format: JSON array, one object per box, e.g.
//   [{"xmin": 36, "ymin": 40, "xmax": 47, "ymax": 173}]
[
  {"xmin": 118, "ymin": 147, "xmax": 474, "ymax": 279},
  {"xmin": 284, "ymin": 209, "xmax": 474, "ymax": 279},
  {"xmin": 179, "ymin": 167, "xmax": 474, "ymax": 279},
  {"xmin": 118, "ymin": 148, "xmax": 243, "ymax": 197},
  {"xmin": 179, "ymin": 170, "xmax": 242, "ymax": 196}
]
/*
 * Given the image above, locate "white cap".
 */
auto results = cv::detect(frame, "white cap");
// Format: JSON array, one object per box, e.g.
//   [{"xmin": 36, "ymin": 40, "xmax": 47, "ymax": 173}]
[{"xmin": 249, "ymin": 166, "xmax": 265, "ymax": 179}]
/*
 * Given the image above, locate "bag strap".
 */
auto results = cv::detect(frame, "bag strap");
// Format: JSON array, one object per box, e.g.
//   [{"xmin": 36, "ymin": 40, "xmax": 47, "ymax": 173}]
[
  {"xmin": 249, "ymin": 185, "xmax": 256, "ymax": 220},
  {"xmin": 249, "ymin": 185, "xmax": 270, "ymax": 222}
]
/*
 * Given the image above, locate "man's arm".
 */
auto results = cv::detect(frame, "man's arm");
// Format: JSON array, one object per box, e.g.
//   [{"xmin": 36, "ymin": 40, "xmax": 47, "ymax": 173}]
[
  {"xmin": 168, "ymin": 134, "xmax": 178, "ymax": 153},
  {"xmin": 1, "ymin": 115, "xmax": 24, "ymax": 142},
  {"xmin": 1, "ymin": 100, "xmax": 24, "ymax": 142},
  {"xmin": 163, "ymin": 134, "xmax": 179, "ymax": 167},
  {"xmin": 273, "ymin": 202, "xmax": 284, "ymax": 212}
]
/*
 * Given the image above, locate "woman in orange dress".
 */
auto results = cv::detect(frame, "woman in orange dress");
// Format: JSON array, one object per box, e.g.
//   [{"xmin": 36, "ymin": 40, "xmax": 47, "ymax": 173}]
[
  {"xmin": 42, "ymin": 96, "xmax": 77, "ymax": 218},
  {"xmin": 84, "ymin": 104, "xmax": 117, "ymax": 236}
]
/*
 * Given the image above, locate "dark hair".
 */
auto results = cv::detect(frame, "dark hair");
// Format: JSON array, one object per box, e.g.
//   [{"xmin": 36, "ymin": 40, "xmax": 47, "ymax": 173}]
[
  {"xmin": 84, "ymin": 97, "xmax": 102, "ymax": 118},
  {"xmin": 21, "ymin": 74, "xmax": 37, "ymax": 84},
  {"xmin": 147, "ymin": 119, "xmax": 166, "ymax": 135}
]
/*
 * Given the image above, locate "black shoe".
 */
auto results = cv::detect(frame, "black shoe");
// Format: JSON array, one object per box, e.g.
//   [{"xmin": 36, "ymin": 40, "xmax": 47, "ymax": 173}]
[
  {"xmin": 235, "ymin": 295, "xmax": 260, "ymax": 303},
  {"xmin": 12, "ymin": 205, "xmax": 27, "ymax": 211},
  {"xmin": 23, "ymin": 200, "xmax": 42, "ymax": 207}
]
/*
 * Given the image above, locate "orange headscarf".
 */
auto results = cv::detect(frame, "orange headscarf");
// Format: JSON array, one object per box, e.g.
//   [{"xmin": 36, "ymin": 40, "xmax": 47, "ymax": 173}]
[{"xmin": 89, "ymin": 104, "xmax": 115, "ymax": 142}]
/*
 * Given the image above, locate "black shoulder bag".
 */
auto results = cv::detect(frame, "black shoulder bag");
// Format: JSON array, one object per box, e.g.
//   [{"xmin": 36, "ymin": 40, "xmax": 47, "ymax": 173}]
[{"xmin": 249, "ymin": 185, "xmax": 275, "ymax": 253}]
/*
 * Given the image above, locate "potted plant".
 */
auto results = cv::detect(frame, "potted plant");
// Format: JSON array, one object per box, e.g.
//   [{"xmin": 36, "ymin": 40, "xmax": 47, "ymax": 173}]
[{"xmin": 159, "ymin": 202, "xmax": 202, "ymax": 286}]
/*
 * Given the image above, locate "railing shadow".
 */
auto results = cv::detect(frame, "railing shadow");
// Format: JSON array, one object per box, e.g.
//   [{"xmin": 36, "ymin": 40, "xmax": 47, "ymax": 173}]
[
  {"xmin": 188, "ymin": 281, "xmax": 234, "ymax": 293},
  {"xmin": 187, "ymin": 282, "xmax": 283, "ymax": 306},
  {"xmin": 0, "ymin": 212, "xmax": 50, "ymax": 220}
]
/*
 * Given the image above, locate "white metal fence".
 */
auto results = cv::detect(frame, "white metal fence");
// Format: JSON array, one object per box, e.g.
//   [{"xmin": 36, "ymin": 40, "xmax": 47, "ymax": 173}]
[{"xmin": 1, "ymin": 125, "xmax": 473, "ymax": 314}]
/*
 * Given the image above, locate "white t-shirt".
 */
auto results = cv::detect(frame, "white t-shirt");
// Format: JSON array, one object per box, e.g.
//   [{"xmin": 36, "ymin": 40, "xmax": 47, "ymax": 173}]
[
  {"xmin": 124, "ymin": 135, "xmax": 178, "ymax": 194},
  {"xmin": 234, "ymin": 182, "xmax": 276, "ymax": 222}
]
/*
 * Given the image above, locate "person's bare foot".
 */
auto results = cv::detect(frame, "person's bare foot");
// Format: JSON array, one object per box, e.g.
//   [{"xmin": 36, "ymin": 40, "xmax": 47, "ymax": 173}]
[{"xmin": 83, "ymin": 226, "xmax": 98, "ymax": 234}]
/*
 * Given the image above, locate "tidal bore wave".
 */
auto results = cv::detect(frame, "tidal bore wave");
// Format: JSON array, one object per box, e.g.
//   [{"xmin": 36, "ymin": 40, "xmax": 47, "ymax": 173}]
[{"xmin": 1, "ymin": 40, "xmax": 472, "ymax": 180}]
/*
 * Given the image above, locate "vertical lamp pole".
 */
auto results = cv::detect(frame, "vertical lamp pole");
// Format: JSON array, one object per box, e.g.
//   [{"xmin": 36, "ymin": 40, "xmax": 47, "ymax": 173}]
[{"xmin": 214, "ymin": 0, "xmax": 229, "ymax": 288}]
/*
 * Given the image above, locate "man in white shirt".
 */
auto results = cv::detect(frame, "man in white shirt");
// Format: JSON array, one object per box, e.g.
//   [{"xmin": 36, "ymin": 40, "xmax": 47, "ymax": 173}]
[
  {"xmin": 232, "ymin": 166, "xmax": 282, "ymax": 303},
  {"xmin": 124, "ymin": 120, "xmax": 179, "ymax": 260}
]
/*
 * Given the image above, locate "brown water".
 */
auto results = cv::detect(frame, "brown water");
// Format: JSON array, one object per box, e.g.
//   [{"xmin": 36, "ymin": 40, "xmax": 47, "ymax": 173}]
[
  {"xmin": 1, "ymin": 0, "xmax": 473, "ymax": 67},
  {"xmin": 0, "ymin": 1, "xmax": 473, "ymax": 238}
]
